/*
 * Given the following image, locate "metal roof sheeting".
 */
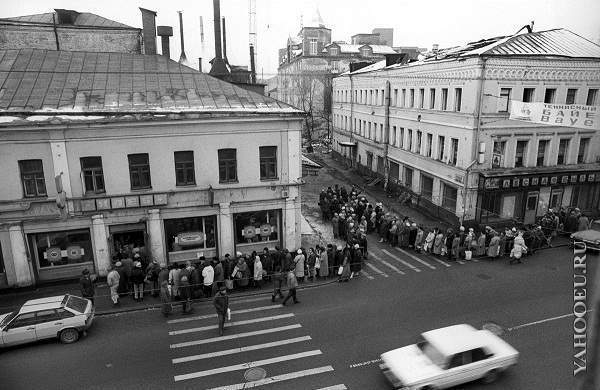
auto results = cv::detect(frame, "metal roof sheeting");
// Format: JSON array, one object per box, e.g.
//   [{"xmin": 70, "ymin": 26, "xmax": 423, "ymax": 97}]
[
  {"xmin": 0, "ymin": 49, "xmax": 299, "ymax": 114},
  {"xmin": 1, "ymin": 11, "xmax": 136, "ymax": 29}
]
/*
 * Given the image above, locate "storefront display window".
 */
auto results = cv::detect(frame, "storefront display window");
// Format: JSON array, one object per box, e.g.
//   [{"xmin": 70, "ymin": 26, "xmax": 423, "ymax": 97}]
[
  {"xmin": 235, "ymin": 210, "xmax": 280, "ymax": 246},
  {"xmin": 164, "ymin": 216, "xmax": 217, "ymax": 260},
  {"xmin": 30, "ymin": 229, "xmax": 94, "ymax": 268}
]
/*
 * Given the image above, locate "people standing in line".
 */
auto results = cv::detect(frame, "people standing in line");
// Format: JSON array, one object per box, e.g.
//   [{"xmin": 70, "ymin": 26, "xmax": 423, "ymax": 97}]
[
  {"xmin": 510, "ymin": 231, "xmax": 528, "ymax": 264},
  {"xmin": 212, "ymin": 257, "xmax": 224, "ymax": 296},
  {"xmin": 271, "ymin": 260, "xmax": 284, "ymax": 302},
  {"xmin": 293, "ymin": 249, "xmax": 305, "ymax": 283},
  {"xmin": 131, "ymin": 261, "xmax": 146, "ymax": 302},
  {"xmin": 169, "ymin": 264, "xmax": 181, "ymax": 300},
  {"xmin": 350, "ymin": 244, "xmax": 362, "ymax": 278},
  {"xmin": 213, "ymin": 284, "xmax": 229, "ymax": 336},
  {"xmin": 79, "ymin": 269, "xmax": 95, "ymax": 305},
  {"xmin": 115, "ymin": 261, "xmax": 129, "ymax": 298},
  {"xmin": 179, "ymin": 264, "xmax": 193, "ymax": 314},
  {"xmin": 160, "ymin": 280, "xmax": 172, "ymax": 317},
  {"xmin": 306, "ymin": 248, "xmax": 317, "ymax": 282},
  {"xmin": 282, "ymin": 266, "xmax": 300, "ymax": 305},
  {"xmin": 231, "ymin": 255, "xmax": 250, "ymax": 289},
  {"xmin": 487, "ymin": 232, "xmax": 501, "ymax": 259},
  {"xmin": 261, "ymin": 248, "xmax": 273, "ymax": 282},
  {"xmin": 106, "ymin": 265, "xmax": 120, "ymax": 306},
  {"xmin": 433, "ymin": 229, "xmax": 444, "ymax": 255},
  {"xmin": 202, "ymin": 260, "xmax": 215, "ymax": 297},
  {"xmin": 253, "ymin": 254, "xmax": 263, "ymax": 288},
  {"xmin": 319, "ymin": 245, "xmax": 330, "ymax": 279},
  {"xmin": 145, "ymin": 260, "xmax": 161, "ymax": 297}
]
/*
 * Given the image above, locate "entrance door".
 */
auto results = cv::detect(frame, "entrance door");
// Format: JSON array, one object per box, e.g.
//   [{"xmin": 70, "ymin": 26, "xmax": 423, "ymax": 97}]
[
  {"xmin": 377, "ymin": 156, "xmax": 384, "ymax": 175},
  {"xmin": 366, "ymin": 152, "xmax": 373, "ymax": 171},
  {"xmin": 109, "ymin": 224, "xmax": 147, "ymax": 260},
  {"xmin": 524, "ymin": 191, "xmax": 539, "ymax": 225},
  {"xmin": 550, "ymin": 189, "xmax": 563, "ymax": 210}
]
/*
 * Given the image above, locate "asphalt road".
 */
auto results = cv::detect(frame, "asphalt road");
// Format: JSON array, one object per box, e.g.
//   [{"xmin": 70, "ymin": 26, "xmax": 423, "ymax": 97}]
[{"xmin": 1, "ymin": 240, "xmax": 596, "ymax": 390}]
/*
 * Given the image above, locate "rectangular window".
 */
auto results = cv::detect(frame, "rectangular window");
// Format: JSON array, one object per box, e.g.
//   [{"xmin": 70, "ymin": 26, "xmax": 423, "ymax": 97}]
[
  {"xmin": 407, "ymin": 129, "xmax": 413, "ymax": 152},
  {"xmin": 420, "ymin": 174, "xmax": 434, "ymax": 200},
  {"xmin": 426, "ymin": 133, "xmax": 433, "ymax": 157},
  {"xmin": 399, "ymin": 127, "xmax": 404, "ymax": 149},
  {"xmin": 441, "ymin": 88, "xmax": 448, "ymax": 110},
  {"xmin": 499, "ymin": 88, "xmax": 511, "ymax": 112},
  {"xmin": 128, "ymin": 153, "xmax": 151, "ymax": 189},
  {"xmin": 29, "ymin": 229, "xmax": 93, "ymax": 268},
  {"xmin": 404, "ymin": 167, "xmax": 413, "ymax": 190},
  {"xmin": 578, "ymin": 138, "xmax": 590, "ymax": 164},
  {"xmin": 409, "ymin": 89, "xmax": 415, "ymax": 108},
  {"xmin": 19, "ymin": 159, "xmax": 47, "ymax": 198},
  {"xmin": 393, "ymin": 89, "xmax": 398, "ymax": 106},
  {"xmin": 81, "ymin": 156, "xmax": 105, "ymax": 194},
  {"xmin": 259, "ymin": 146, "xmax": 278, "ymax": 180},
  {"xmin": 234, "ymin": 209, "xmax": 281, "ymax": 246},
  {"xmin": 449, "ymin": 138, "xmax": 458, "ymax": 165},
  {"xmin": 557, "ymin": 139, "xmax": 569, "ymax": 165},
  {"xmin": 419, "ymin": 88, "xmax": 425, "ymax": 109},
  {"xmin": 309, "ymin": 39, "xmax": 318, "ymax": 55},
  {"xmin": 402, "ymin": 89, "xmax": 406, "ymax": 107},
  {"xmin": 375, "ymin": 90, "xmax": 379, "ymax": 106},
  {"xmin": 164, "ymin": 215, "xmax": 217, "ymax": 258},
  {"xmin": 523, "ymin": 87, "xmax": 535, "ymax": 102},
  {"xmin": 566, "ymin": 88, "xmax": 577, "ymax": 105},
  {"xmin": 416, "ymin": 131, "xmax": 422, "ymax": 154},
  {"xmin": 536, "ymin": 140, "xmax": 548, "ymax": 167},
  {"xmin": 174, "ymin": 151, "xmax": 195, "ymax": 186},
  {"xmin": 381, "ymin": 89, "xmax": 385, "ymax": 105},
  {"xmin": 442, "ymin": 183, "xmax": 458, "ymax": 211},
  {"xmin": 454, "ymin": 88, "xmax": 462, "ymax": 112},
  {"xmin": 544, "ymin": 88, "xmax": 556, "ymax": 103},
  {"xmin": 380, "ymin": 124, "xmax": 384, "ymax": 143},
  {"xmin": 515, "ymin": 140, "xmax": 528, "ymax": 167},
  {"xmin": 391, "ymin": 126, "xmax": 397, "ymax": 146},
  {"xmin": 586, "ymin": 89, "xmax": 598, "ymax": 106},
  {"xmin": 438, "ymin": 135, "xmax": 445, "ymax": 160},
  {"xmin": 218, "ymin": 148, "xmax": 238, "ymax": 182},
  {"xmin": 429, "ymin": 88, "xmax": 436, "ymax": 109},
  {"xmin": 492, "ymin": 141, "xmax": 506, "ymax": 168},
  {"xmin": 368, "ymin": 122, "xmax": 372, "ymax": 139}
]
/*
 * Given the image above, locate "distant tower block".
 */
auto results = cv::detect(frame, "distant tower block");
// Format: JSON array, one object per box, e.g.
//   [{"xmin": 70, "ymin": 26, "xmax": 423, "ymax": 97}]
[{"xmin": 157, "ymin": 26, "xmax": 173, "ymax": 58}]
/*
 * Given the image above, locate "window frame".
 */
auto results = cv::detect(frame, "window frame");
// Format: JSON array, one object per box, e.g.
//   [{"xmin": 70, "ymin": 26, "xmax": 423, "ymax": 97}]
[
  {"xmin": 586, "ymin": 89, "xmax": 598, "ymax": 106},
  {"xmin": 515, "ymin": 140, "xmax": 528, "ymax": 168},
  {"xmin": 437, "ymin": 135, "xmax": 445, "ymax": 161},
  {"xmin": 218, "ymin": 148, "xmax": 238, "ymax": 183},
  {"xmin": 441, "ymin": 88, "xmax": 448, "ymax": 110},
  {"xmin": 174, "ymin": 151, "xmax": 196, "ymax": 187},
  {"xmin": 557, "ymin": 139, "xmax": 569, "ymax": 165},
  {"xmin": 499, "ymin": 88, "xmax": 511, "ymax": 112},
  {"xmin": 449, "ymin": 138, "xmax": 459, "ymax": 166},
  {"xmin": 259, "ymin": 146, "xmax": 278, "ymax": 180},
  {"xmin": 536, "ymin": 139, "xmax": 548, "ymax": 167},
  {"xmin": 544, "ymin": 88, "xmax": 556, "ymax": 104},
  {"xmin": 577, "ymin": 138, "xmax": 590, "ymax": 164},
  {"xmin": 19, "ymin": 159, "xmax": 47, "ymax": 198},
  {"xmin": 523, "ymin": 87, "xmax": 535, "ymax": 103},
  {"xmin": 566, "ymin": 88, "xmax": 577, "ymax": 105},
  {"xmin": 80, "ymin": 156, "xmax": 105, "ymax": 194},
  {"xmin": 128, "ymin": 153, "xmax": 152, "ymax": 190},
  {"xmin": 454, "ymin": 88, "xmax": 462, "ymax": 112}
]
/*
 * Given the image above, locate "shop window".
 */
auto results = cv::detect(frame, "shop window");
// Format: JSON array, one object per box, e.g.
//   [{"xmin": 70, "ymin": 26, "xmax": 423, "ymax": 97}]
[
  {"xmin": 481, "ymin": 192, "xmax": 502, "ymax": 218},
  {"xmin": 404, "ymin": 167, "xmax": 413, "ymax": 189},
  {"xmin": 544, "ymin": 88, "xmax": 556, "ymax": 103},
  {"xmin": 454, "ymin": 88, "xmax": 462, "ymax": 112},
  {"xmin": 259, "ymin": 146, "xmax": 278, "ymax": 180},
  {"xmin": 550, "ymin": 189, "xmax": 563, "ymax": 209},
  {"xmin": 420, "ymin": 174, "xmax": 434, "ymax": 200},
  {"xmin": 19, "ymin": 159, "xmax": 47, "ymax": 198},
  {"xmin": 442, "ymin": 183, "xmax": 458, "ymax": 211},
  {"xmin": 577, "ymin": 138, "xmax": 590, "ymax": 164},
  {"xmin": 128, "ymin": 153, "xmax": 151, "ymax": 189},
  {"xmin": 389, "ymin": 161, "xmax": 400, "ymax": 183},
  {"xmin": 234, "ymin": 210, "xmax": 280, "ymax": 246},
  {"xmin": 587, "ymin": 89, "xmax": 598, "ymax": 106},
  {"xmin": 218, "ymin": 148, "xmax": 238, "ymax": 183},
  {"xmin": 536, "ymin": 140, "xmax": 548, "ymax": 167},
  {"xmin": 499, "ymin": 88, "xmax": 511, "ymax": 112},
  {"xmin": 566, "ymin": 88, "xmax": 577, "ymax": 105},
  {"xmin": 164, "ymin": 216, "xmax": 217, "ymax": 257},
  {"xmin": 30, "ymin": 229, "xmax": 94, "ymax": 268},
  {"xmin": 557, "ymin": 139, "xmax": 569, "ymax": 165},
  {"xmin": 81, "ymin": 156, "xmax": 105, "ymax": 194},
  {"xmin": 174, "ymin": 151, "xmax": 195, "ymax": 186},
  {"xmin": 523, "ymin": 88, "xmax": 535, "ymax": 102},
  {"xmin": 515, "ymin": 141, "xmax": 528, "ymax": 167}
]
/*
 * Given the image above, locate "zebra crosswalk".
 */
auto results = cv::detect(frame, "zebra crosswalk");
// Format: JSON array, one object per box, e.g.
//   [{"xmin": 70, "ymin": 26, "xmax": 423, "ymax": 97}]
[{"xmin": 167, "ymin": 297, "xmax": 346, "ymax": 389}]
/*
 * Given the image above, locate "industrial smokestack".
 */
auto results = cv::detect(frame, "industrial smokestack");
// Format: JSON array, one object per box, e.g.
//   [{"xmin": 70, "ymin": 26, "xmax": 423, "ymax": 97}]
[
  {"xmin": 198, "ymin": 57, "xmax": 202, "ymax": 72},
  {"xmin": 157, "ymin": 25, "xmax": 173, "ymax": 58},
  {"xmin": 249, "ymin": 45, "xmax": 256, "ymax": 84},
  {"xmin": 178, "ymin": 11, "xmax": 188, "ymax": 64},
  {"xmin": 222, "ymin": 17, "xmax": 228, "ymax": 64},
  {"xmin": 209, "ymin": 0, "xmax": 229, "ymax": 78},
  {"xmin": 139, "ymin": 8, "xmax": 157, "ymax": 55}
]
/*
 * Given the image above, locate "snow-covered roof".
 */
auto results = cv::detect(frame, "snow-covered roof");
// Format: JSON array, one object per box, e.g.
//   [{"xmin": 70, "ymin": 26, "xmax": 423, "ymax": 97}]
[{"xmin": 324, "ymin": 43, "xmax": 396, "ymax": 55}]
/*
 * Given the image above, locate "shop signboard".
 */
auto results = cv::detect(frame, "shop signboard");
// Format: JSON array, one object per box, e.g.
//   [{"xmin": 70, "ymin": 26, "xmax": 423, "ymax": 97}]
[
  {"xmin": 175, "ymin": 232, "xmax": 205, "ymax": 247},
  {"xmin": 510, "ymin": 101, "xmax": 600, "ymax": 130},
  {"xmin": 482, "ymin": 171, "xmax": 600, "ymax": 191}
]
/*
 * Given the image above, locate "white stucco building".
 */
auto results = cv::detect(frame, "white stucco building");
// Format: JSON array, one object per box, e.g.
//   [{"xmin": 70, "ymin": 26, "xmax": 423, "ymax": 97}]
[
  {"xmin": 331, "ymin": 29, "xmax": 600, "ymax": 225},
  {"xmin": 0, "ymin": 48, "xmax": 303, "ymax": 288}
]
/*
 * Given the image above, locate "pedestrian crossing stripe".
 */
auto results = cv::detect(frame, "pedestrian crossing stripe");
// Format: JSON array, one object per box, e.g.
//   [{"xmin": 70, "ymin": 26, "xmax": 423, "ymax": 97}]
[
  {"xmin": 381, "ymin": 249, "xmax": 421, "ymax": 272},
  {"xmin": 204, "ymin": 366, "xmax": 335, "ymax": 390},
  {"xmin": 167, "ymin": 305, "xmax": 283, "ymax": 324},
  {"xmin": 169, "ymin": 324, "xmax": 302, "ymax": 348},
  {"xmin": 315, "ymin": 385, "xmax": 348, "ymax": 390},
  {"xmin": 360, "ymin": 269, "xmax": 375, "ymax": 280},
  {"xmin": 393, "ymin": 247, "xmax": 436, "ymax": 269},
  {"xmin": 427, "ymin": 255, "xmax": 451, "ymax": 267},
  {"xmin": 168, "ymin": 313, "xmax": 294, "ymax": 336},
  {"xmin": 370, "ymin": 252, "xmax": 406, "ymax": 275},
  {"xmin": 365, "ymin": 262, "xmax": 388, "ymax": 277},
  {"xmin": 172, "ymin": 336, "xmax": 312, "ymax": 364},
  {"xmin": 173, "ymin": 349, "xmax": 323, "ymax": 381}
]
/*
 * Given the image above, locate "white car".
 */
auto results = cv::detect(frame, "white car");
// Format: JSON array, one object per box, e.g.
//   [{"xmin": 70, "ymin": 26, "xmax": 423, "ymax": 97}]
[
  {"xmin": 0, "ymin": 294, "xmax": 94, "ymax": 347},
  {"xmin": 380, "ymin": 324, "xmax": 519, "ymax": 389}
]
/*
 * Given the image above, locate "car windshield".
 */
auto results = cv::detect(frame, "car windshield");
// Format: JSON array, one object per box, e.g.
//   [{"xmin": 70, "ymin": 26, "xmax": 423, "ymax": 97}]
[
  {"xmin": 0, "ymin": 311, "xmax": 17, "ymax": 327},
  {"xmin": 65, "ymin": 295, "xmax": 88, "ymax": 313},
  {"xmin": 417, "ymin": 339, "xmax": 447, "ymax": 368}
]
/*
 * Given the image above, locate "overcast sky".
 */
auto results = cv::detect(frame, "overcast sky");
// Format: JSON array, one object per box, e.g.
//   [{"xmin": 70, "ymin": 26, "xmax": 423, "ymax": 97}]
[{"xmin": 2, "ymin": 0, "xmax": 599, "ymax": 79}]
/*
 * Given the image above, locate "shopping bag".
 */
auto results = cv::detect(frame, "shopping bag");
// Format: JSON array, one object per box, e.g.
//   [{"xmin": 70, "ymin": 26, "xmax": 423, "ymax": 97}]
[
  {"xmin": 225, "ymin": 279, "xmax": 234, "ymax": 290},
  {"xmin": 337, "ymin": 266, "xmax": 344, "ymax": 276},
  {"xmin": 464, "ymin": 250, "xmax": 472, "ymax": 260},
  {"xmin": 226, "ymin": 308, "xmax": 231, "ymax": 321}
]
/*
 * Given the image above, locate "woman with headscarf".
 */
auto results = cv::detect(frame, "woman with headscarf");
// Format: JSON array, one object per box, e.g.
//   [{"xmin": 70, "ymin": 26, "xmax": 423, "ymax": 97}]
[
  {"xmin": 319, "ymin": 245, "xmax": 330, "ymax": 278},
  {"xmin": 510, "ymin": 231, "xmax": 528, "ymax": 264},
  {"xmin": 423, "ymin": 227, "xmax": 435, "ymax": 253},
  {"xmin": 293, "ymin": 249, "xmax": 305, "ymax": 283},
  {"xmin": 433, "ymin": 228, "xmax": 444, "ymax": 255},
  {"xmin": 338, "ymin": 244, "xmax": 352, "ymax": 282},
  {"xmin": 476, "ymin": 230, "xmax": 487, "ymax": 257},
  {"xmin": 451, "ymin": 234, "xmax": 461, "ymax": 260},
  {"xmin": 350, "ymin": 243, "xmax": 362, "ymax": 278},
  {"xmin": 231, "ymin": 257, "xmax": 250, "ymax": 288},
  {"xmin": 487, "ymin": 232, "xmax": 501, "ymax": 259}
]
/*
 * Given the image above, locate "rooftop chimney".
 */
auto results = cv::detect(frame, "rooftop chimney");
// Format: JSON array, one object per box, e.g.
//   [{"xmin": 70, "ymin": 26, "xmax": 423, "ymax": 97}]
[
  {"xmin": 432, "ymin": 43, "xmax": 439, "ymax": 53},
  {"xmin": 157, "ymin": 26, "xmax": 173, "ymax": 58},
  {"xmin": 178, "ymin": 11, "xmax": 188, "ymax": 64},
  {"xmin": 209, "ymin": 0, "xmax": 229, "ymax": 78},
  {"xmin": 139, "ymin": 8, "xmax": 157, "ymax": 55}
]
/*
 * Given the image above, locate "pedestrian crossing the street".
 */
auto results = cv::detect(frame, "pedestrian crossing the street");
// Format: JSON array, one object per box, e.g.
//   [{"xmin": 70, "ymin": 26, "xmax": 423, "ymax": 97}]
[{"xmin": 167, "ymin": 298, "xmax": 347, "ymax": 389}]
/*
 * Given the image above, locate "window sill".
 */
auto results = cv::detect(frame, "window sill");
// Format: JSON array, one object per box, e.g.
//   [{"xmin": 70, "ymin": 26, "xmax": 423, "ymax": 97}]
[
  {"xmin": 130, "ymin": 187, "xmax": 153, "ymax": 192},
  {"xmin": 219, "ymin": 180, "xmax": 239, "ymax": 185},
  {"xmin": 175, "ymin": 183, "xmax": 197, "ymax": 188},
  {"xmin": 260, "ymin": 177, "xmax": 279, "ymax": 182},
  {"xmin": 83, "ymin": 191, "xmax": 106, "ymax": 197}
]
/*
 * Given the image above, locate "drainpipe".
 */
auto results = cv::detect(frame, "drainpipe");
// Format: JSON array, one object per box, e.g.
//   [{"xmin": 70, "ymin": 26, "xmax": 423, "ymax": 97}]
[
  {"xmin": 461, "ymin": 159, "xmax": 478, "ymax": 224},
  {"xmin": 383, "ymin": 80, "xmax": 391, "ymax": 188},
  {"xmin": 349, "ymin": 73, "xmax": 354, "ymax": 167},
  {"xmin": 471, "ymin": 56, "xmax": 487, "ymax": 223}
]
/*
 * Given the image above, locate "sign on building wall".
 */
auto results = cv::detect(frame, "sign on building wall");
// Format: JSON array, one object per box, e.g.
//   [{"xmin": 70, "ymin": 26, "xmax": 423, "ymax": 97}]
[{"xmin": 510, "ymin": 101, "xmax": 599, "ymax": 130}]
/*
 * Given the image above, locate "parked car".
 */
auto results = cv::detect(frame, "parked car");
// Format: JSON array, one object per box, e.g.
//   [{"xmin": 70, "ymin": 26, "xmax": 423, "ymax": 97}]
[
  {"xmin": 0, "ymin": 294, "xmax": 94, "ymax": 348},
  {"xmin": 570, "ymin": 219, "xmax": 600, "ymax": 251},
  {"xmin": 380, "ymin": 324, "xmax": 519, "ymax": 389}
]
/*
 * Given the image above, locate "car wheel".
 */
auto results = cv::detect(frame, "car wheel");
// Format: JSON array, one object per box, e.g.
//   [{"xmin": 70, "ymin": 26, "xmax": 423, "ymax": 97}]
[
  {"xmin": 482, "ymin": 369, "xmax": 500, "ymax": 384},
  {"xmin": 59, "ymin": 328, "xmax": 80, "ymax": 344}
]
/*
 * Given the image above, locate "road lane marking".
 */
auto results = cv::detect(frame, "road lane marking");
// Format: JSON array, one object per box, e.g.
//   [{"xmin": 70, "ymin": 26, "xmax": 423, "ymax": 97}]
[
  {"xmin": 173, "ymin": 350, "xmax": 322, "ymax": 381},
  {"xmin": 394, "ymin": 247, "xmax": 436, "ymax": 269},
  {"xmin": 205, "ymin": 366, "xmax": 335, "ymax": 390},
  {"xmin": 360, "ymin": 269, "xmax": 375, "ymax": 280},
  {"xmin": 172, "ymin": 336, "xmax": 312, "ymax": 364},
  {"xmin": 349, "ymin": 357, "xmax": 382, "ymax": 368},
  {"xmin": 381, "ymin": 249, "xmax": 420, "ymax": 272},
  {"xmin": 426, "ymin": 255, "xmax": 451, "ymax": 267},
  {"xmin": 167, "ymin": 305, "xmax": 283, "ymax": 324},
  {"xmin": 370, "ymin": 252, "xmax": 406, "ymax": 275},
  {"xmin": 365, "ymin": 262, "xmax": 388, "ymax": 277},
  {"xmin": 169, "ymin": 324, "xmax": 302, "ymax": 348},
  {"xmin": 315, "ymin": 385, "xmax": 348, "ymax": 390},
  {"xmin": 169, "ymin": 313, "xmax": 294, "ymax": 336},
  {"xmin": 230, "ymin": 296, "xmax": 271, "ymax": 305},
  {"xmin": 457, "ymin": 260, "xmax": 466, "ymax": 264},
  {"xmin": 507, "ymin": 310, "xmax": 593, "ymax": 331}
]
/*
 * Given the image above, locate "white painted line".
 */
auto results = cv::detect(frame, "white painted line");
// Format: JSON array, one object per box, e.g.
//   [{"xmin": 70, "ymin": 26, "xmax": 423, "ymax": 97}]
[
  {"xmin": 173, "ymin": 349, "xmax": 323, "ymax": 381},
  {"xmin": 172, "ymin": 336, "xmax": 312, "ymax": 364},
  {"xmin": 361, "ymin": 269, "xmax": 375, "ymax": 280},
  {"xmin": 230, "ymin": 296, "xmax": 271, "ymax": 305},
  {"xmin": 169, "ymin": 324, "xmax": 302, "ymax": 348},
  {"xmin": 315, "ymin": 385, "xmax": 348, "ymax": 390},
  {"xmin": 394, "ymin": 247, "xmax": 436, "ymax": 269},
  {"xmin": 471, "ymin": 258, "xmax": 479, "ymax": 262},
  {"xmin": 206, "ymin": 366, "xmax": 335, "ymax": 390},
  {"xmin": 381, "ymin": 249, "xmax": 420, "ymax": 272},
  {"xmin": 427, "ymin": 255, "xmax": 451, "ymax": 267},
  {"xmin": 365, "ymin": 262, "xmax": 388, "ymax": 277},
  {"xmin": 507, "ymin": 310, "xmax": 593, "ymax": 331},
  {"xmin": 457, "ymin": 260, "xmax": 466, "ymax": 265},
  {"xmin": 169, "ymin": 313, "xmax": 294, "ymax": 336},
  {"xmin": 370, "ymin": 252, "xmax": 406, "ymax": 275},
  {"xmin": 167, "ymin": 305, "xmax": 283, "ymax": 324}
]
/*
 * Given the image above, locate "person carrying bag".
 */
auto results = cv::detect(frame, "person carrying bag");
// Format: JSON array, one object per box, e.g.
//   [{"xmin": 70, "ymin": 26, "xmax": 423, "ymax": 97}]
[{"xmin": 213, "ymin": 284, "xmax": 229, "ymax": 336}]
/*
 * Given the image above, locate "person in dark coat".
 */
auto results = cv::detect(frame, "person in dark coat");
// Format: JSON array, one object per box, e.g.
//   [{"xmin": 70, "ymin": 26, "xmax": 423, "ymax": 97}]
[
  {"xmin": 130, "ymin": 261, "xmax": 146, "ymax": 302},
  {"xmin": 179, "ymin": 264, "xmax": 193, "ymax": 313},
  {"xmin": 326, "ymin": 244, "xmax": 335, "ymax": 277},
  {"xmin": 350, "ymin": 243, "xmax": 362, "ymax": 277},
  {"xmin": 261, "ymin": 248, "xmax": 273, "ymax": 282},
  {"xmin": 115, "ymin": 262, "xmax": 128, "ymax": 298},
  {"xmin": 213, "ymin": 284, "xmax": 229, "ymax": 336},
  {"xmin": 79, "ymin": 269, "xmax": 95, "ymax": 305},
  {"xmin": 160, "ymin": 280, "xmax": 172, "ymax": 317},
  {"xmin": 145, "ymin": 260, "xmax": 161, "ymax": 297}
]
